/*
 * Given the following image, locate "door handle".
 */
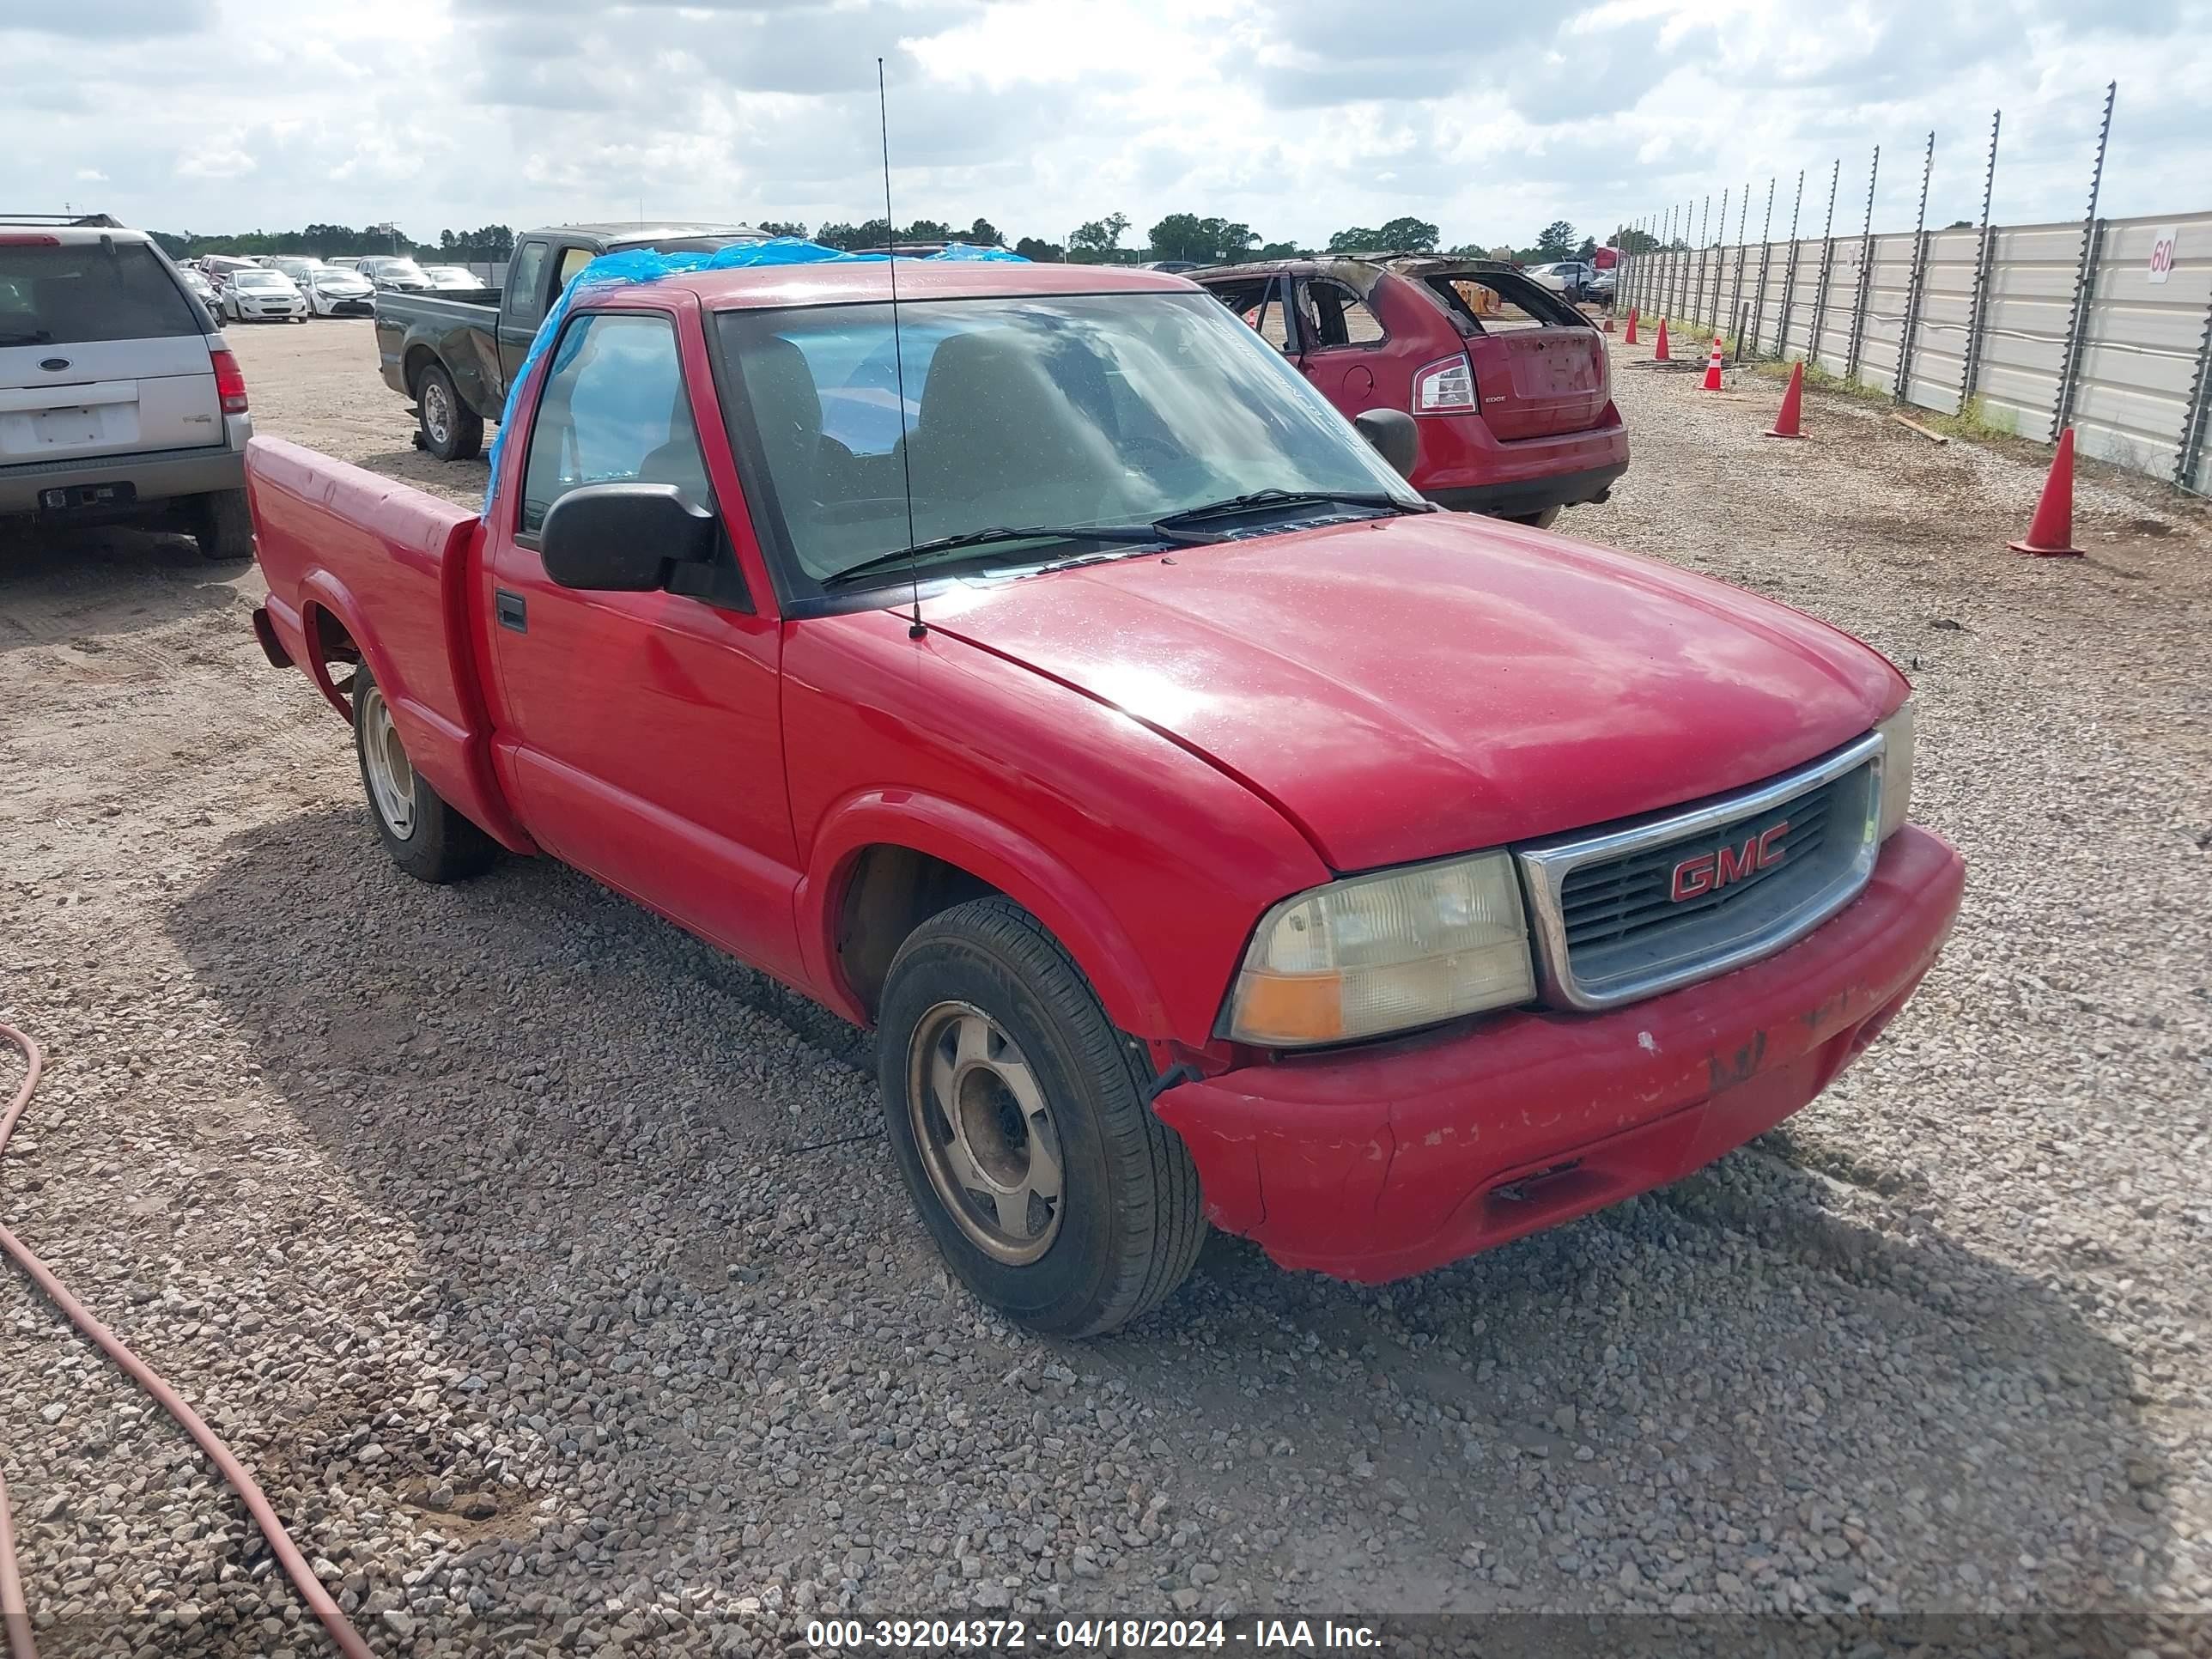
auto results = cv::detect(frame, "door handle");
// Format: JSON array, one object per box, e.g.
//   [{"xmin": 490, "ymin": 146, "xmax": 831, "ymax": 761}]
[{"xmin": 495, "ymin": 588, "xmax": 526, "ymax": 633}]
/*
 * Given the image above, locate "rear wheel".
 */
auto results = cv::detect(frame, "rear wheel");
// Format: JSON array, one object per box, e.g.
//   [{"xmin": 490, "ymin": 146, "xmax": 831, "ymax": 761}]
[
  {"xmin": 414, "ymin": 362, "xmax": 483, "ymax": 463},
  {"xmin": 352, "ymin": 663, "xmax": 499, "ymax": 884},
  {"xmin": 877, "ymin": 896, "xmax": 1205, "ymax": 1337},
  {"xmin": 191, "ymin": 489, "xmax": 255, "ymax": 561},
  {"xmin": 1505, "ymin": 506, "xmax": 1562, "ymax": 530}
]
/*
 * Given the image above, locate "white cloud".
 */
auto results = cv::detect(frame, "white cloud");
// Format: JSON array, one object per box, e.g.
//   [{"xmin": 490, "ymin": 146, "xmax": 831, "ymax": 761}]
[{"xmin": 0, "ymin": 0, "xmax": 2206, "ymax": 251}]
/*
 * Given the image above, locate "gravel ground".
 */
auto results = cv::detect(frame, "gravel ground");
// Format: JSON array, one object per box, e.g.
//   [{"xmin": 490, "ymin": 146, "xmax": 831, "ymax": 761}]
[{"xmin": 1, "ymin": 319, "xmax": 2208, "ymax": 1656}]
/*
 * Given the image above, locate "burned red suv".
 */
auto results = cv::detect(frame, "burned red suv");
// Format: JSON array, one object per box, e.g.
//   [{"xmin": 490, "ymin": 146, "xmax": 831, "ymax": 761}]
[{"xmin": 1197, "ymin": 256, "xmax": 1628, "ymax": 527}]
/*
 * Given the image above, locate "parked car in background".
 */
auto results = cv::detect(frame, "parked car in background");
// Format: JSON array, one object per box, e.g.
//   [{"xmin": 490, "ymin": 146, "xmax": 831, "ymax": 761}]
[
  {"xmin": 267, "ymin": 256, "xmax": 327, "ymax": 283},
  {"xmin": 422, "ymin": 264, "xmax": 486, "ymax": 291},
  {"xmin": 0, "ymin": 218, "xmax": 255, "ymax": 558},
  {"xmin": 222, "ymin": 269, "xmax": 307, "ymax": 323},
  {"xmin": 179, "ymin": 267, "xmax": 217, "ymax": 307},
  {"xmin": 1196, "ymin": 254, "xmax": 1627, "ymax": 526},
  {"xmin": 1589, "ymin": 266, "xmax": 1616, "ymax": 301},
  {"xmin": 374, "ymin": 220, "xmax": 766, "ymax": 459},
  {"xmin": 246, "ymin": 258, "xmax": 1960, "ymax": 1336},
  {"xmin": 198, "ymin": 254, "xmax": 260, "ymax": 305},
  {"xmin": 1528, "ymin": 261, "xmax": 1597, "ymax": 302},
  {"xmin": 353, "ymin": 257, "xmax": 434, "ymax": 293},
  {"xmin": 303, "ymin": 266, "xmax": 375, "ymax": 318}
]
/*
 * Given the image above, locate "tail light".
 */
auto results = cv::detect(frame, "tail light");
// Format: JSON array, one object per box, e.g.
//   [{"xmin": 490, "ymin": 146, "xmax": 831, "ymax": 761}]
[
  {"xmin": 1413, "ymin": 354, "xmax": 1476, "ymax": 416},
  {"xmin": 211, "ymin": 347, "xmax": 249, "ymax": 416}
]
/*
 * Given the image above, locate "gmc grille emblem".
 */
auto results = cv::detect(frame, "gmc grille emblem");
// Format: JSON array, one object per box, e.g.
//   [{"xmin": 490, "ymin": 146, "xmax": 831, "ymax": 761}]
[{"xmin": 1671, "ymin": 822, "xmax": 1789, "ymax": 902}]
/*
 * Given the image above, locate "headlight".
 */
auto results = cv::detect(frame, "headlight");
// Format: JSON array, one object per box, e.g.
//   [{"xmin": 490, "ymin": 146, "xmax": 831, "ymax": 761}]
[
  {"xmin": 1224, "ymin": 851, "xmax": 1534, "ymax": 1047},
  {"xmin": 1876, "ymin": 700, "xmax": 1916, "ymax": 842}
]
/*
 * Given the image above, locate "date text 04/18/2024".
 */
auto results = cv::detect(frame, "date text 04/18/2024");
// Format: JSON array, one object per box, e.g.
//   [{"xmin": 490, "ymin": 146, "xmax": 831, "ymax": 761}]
[{"xmin": 804, "ymin": 1619, "xmax": 1382, "ymax": 1650}]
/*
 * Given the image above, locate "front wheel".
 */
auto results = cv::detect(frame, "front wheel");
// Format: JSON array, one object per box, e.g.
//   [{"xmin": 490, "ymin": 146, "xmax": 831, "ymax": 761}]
[
  {"xmin": 1505, "ymin": 505, "xmax": 1562, "ymax": 530},
  {"xmin": 414, "ymin": 362, "xmax": 483, "ymax": 462},
  {"xmin": 876, "ymin": 896, "xmax": 1205, "ymax": 1338},
  {"xmin": 352, "ymin": 663, "xmax": 499, "ymax": 884}
]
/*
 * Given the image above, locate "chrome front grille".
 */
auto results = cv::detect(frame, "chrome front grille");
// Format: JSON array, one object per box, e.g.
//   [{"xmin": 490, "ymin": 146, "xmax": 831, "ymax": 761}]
[{"xmin": 1516, "ymin": 732, "xmax": 1888, "ymax": 1012}]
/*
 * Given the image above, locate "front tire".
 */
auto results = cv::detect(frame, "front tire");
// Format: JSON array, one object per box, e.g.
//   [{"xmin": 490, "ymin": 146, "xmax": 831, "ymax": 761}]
[
  {"xmin": 876, "ymin": 896, "xmax": 1205, "ymax": 1337},
  {"xmin": 352, "ymin": 663, "xmax": 499, "ymax": 884},
  {"xmin": 1505, "ymin": 505, "xmax": 1562, "ymax": 530},
  {"xmin": 414, "ymin": 362, "xmax": 483, "ymax": 462}
]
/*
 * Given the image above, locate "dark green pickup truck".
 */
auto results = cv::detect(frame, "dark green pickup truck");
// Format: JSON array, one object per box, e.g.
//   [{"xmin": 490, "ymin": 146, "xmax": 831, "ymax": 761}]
[{"xmin": 374, "ymin": 221, "xmax": 765, "ymax": 460}]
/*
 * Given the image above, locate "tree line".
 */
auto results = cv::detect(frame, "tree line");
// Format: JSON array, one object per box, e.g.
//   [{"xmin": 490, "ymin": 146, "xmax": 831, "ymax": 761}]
[
  {"xmin": 149, "ymin": 223, "xmax": 519, "ymax": 263},
  {"xmin": 149, "ymin": 214, "xmax": 1647, "ymax": 269}
]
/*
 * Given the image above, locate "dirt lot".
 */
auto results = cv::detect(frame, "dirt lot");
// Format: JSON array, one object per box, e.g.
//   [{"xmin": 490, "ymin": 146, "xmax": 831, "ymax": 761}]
[{"xmin": 2, "ymin": 317, "xmax": 2209, "ymax": 1656}]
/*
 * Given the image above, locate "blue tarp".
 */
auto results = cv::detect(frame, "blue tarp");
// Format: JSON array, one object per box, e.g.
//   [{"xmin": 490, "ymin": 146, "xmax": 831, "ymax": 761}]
[{"xmin": 482, "ymin": 237, "xmax": 1026, "ymax": 514}]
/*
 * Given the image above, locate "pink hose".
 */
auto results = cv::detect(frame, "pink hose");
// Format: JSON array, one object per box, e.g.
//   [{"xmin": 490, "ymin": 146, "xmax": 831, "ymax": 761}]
[{"xmin": 0, "ymin": 1022, "xmax": 374, "ymax": 1659}]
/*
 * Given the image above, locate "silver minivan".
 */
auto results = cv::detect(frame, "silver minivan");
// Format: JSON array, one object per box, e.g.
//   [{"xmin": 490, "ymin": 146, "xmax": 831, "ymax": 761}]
[{"xmin": 0, "ymin": 217, "xmax": 253, "ymax": 559}]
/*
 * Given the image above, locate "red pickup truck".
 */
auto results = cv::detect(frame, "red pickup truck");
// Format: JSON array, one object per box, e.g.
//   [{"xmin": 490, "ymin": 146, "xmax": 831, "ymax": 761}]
[{"xmin": 246, "ymin": 260, "xmax": 1963, "ymax": 1336}]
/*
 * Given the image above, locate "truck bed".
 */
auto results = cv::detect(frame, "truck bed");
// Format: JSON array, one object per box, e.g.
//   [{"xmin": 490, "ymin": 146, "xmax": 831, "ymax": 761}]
[
  {"xmin": 373, "ymin": 289, "xmax": 506, "ymax": 418},
  {"xmin": 245, "ymin": 435, "xmax": 530, "ymax": 851}
]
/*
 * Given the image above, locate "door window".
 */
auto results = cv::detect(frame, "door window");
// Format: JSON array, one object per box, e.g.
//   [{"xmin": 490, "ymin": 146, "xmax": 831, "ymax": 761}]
[
  {"xmin": 556, "ymin": 246, "xmax": 596, "ymax": 293},
  {"xmin": 1206, "ymin": 277, "xmax": 1295, "ymax": 353},
  {"xmin": 1296, "ymin": 278, "xmax": 1387, "ymax": 350},
  {"xmin": 504, "ymin": 240, "xmax": 550, "ymax": 329},
  {"xmin": 519, "ymin": 312, "xmax": 710, "ymax": 534}
]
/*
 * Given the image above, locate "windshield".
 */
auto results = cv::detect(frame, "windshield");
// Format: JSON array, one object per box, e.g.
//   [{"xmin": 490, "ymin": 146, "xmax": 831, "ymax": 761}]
[
  {"xmin": 714, "ymin": 291, "xmax": 1419, "ymax": 590},
  {"xmin": 371, "ymin": 261, "xmax": 429, "ymax": 283},
  {"xmin": 313, "ymin": 270, "xmax": 368, "ymax": 287},
  {"xmin": 236, "ymin": 272, "xmax": 292, "ymax": 290}
]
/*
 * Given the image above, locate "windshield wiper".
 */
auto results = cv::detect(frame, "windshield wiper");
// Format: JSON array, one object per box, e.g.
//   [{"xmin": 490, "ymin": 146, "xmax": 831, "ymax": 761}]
[
  {"xmin": 822, "ymin": 522, "xmax": 1212, "ymax": 589},
  {"xmin": 1152, "ymin": 487, "xmax": 1434, "ymax": 527}
]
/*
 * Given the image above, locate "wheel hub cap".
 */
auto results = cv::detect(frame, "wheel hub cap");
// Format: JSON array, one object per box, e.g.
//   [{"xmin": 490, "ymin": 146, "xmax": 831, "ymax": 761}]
[
  {"xmin": 908, "ymin": 1003, "xmax": 1064, "ymax": 1264},
  {"xmin": 360, "ymin": 684, "xmax": 416, "ymax": 839}
]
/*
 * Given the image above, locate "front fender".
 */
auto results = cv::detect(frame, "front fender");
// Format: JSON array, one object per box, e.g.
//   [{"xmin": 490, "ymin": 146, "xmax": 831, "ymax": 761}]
[{"xmin": 797, "ymin": 789, "xmax": 1173, "ymax": 1039}]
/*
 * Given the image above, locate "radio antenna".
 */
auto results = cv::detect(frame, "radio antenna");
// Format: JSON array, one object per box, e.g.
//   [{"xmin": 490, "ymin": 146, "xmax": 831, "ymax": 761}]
[{"xmin": 878, "ymin": 57, "xmax": 925, "ymax": 641}]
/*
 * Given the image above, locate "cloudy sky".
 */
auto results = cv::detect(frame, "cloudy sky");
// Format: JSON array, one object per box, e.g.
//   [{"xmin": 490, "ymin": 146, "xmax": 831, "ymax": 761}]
[{"xmin": 3, "ymin": 0, "xmax": 2208, "ymax": 252}]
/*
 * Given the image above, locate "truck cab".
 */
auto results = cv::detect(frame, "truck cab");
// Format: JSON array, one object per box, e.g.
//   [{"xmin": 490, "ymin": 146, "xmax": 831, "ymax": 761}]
[{"xmin": 374, "ymin": 222, "xmax": 766, "ymax": 462}]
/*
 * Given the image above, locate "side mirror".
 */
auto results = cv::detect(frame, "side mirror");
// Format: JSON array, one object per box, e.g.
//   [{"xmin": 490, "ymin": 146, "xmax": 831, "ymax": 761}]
[
  {"xmin": 539, "ymin": 483, "xmax": 717, "ymax": 592},
  {"xmin": 1353, "ymin": 408, "xmax": 1420, "ymax": 480}
]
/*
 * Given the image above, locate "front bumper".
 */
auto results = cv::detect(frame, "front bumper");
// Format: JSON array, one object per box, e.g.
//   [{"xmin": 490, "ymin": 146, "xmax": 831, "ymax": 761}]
[{"xmin": 1153, "ymin": 824, "xmax": 1965, "ymax": 1282}]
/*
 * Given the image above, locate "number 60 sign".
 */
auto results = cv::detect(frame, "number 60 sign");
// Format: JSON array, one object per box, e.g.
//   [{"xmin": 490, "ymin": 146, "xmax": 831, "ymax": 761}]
[{"xmin": 2148, "ymin": 227, "xmax": 2179, "ymax": 284}]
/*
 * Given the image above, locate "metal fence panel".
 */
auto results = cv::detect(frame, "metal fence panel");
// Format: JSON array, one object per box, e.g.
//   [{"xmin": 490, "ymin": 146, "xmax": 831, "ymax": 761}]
[
  {"xmin": 1972, "ymin": 221, "xmax": 2078, "ymax": 439},
  {"xmin": 1906, "ymin": 227, "xmax": 1983, "ymax": 414},
  {"xmin": 1854, "ymin": 231, "xmax": 1917, "ymax": 389},
  {"xmin": 1814, "ymin": 239, "xmax": 1858, "ymax": 378},
  {"xmin": 2068, "ymin": 211, "xmax": 2212, "ymax": 477}
]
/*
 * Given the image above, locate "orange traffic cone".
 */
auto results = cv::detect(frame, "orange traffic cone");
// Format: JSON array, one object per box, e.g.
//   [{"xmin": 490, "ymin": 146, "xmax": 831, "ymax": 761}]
[
  {"xmin": 1624, "ymin": 308, "xmax": 1639, "ymax": 345},
  {"xmin": 1653, "ymin": 318, "xmax": 1670, "ymax": 362},
  {"xmin": 1700, "ymin": 335, "xmax": 1726, "ymax": 392},
  {"xmin": 1765, "ymin": 361, "xmax": 1806, "ymax": 438},
  {"xmin": 2008, "ymin": 428, "xmax": 2083, "ymax": 556}
]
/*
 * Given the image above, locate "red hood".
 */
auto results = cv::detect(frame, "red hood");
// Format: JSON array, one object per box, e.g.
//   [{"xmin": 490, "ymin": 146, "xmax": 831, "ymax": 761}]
[{"xmin": 919, "ymin": 514, "xmax": 1906, "ymax": 872}]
